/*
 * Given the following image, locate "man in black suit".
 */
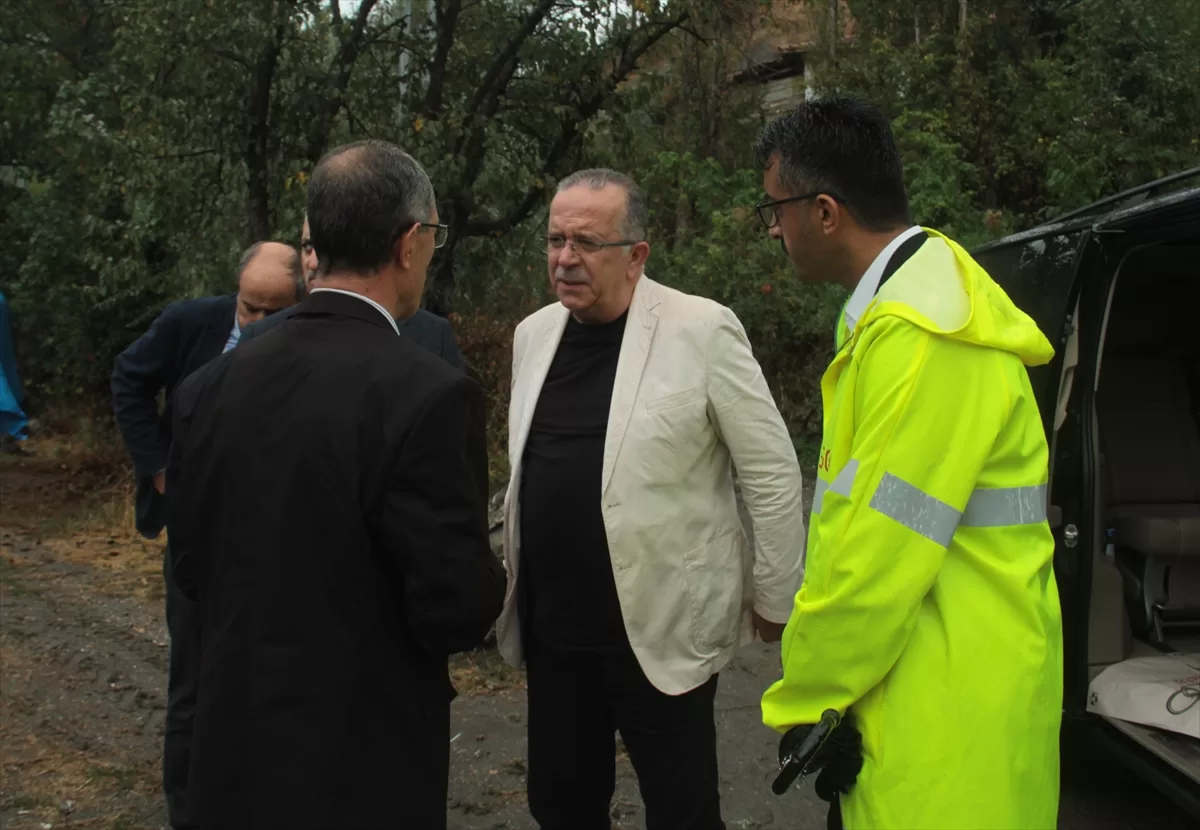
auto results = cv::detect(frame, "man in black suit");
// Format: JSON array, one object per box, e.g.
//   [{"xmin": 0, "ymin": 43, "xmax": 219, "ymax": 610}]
[
  {"xmin": 241, "ymin": 214, "xmax": 465, "ymax": 369},
  {"xmin": 111, "ymin": 240, "xmax": 303, "ymax": 830},
  {"xmin": 165, "ymin": 139, "xmax": 505, "ymax": 830}
]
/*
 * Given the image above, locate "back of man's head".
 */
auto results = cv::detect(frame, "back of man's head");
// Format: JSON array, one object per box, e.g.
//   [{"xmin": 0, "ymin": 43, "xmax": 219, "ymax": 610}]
[
  {"xmin": 307, "ymin": 140, "xmax": 435, "ymax": 278},
  {"xmin": 755, "ymin": 97, "xmax": 910, "ymax": 232}
]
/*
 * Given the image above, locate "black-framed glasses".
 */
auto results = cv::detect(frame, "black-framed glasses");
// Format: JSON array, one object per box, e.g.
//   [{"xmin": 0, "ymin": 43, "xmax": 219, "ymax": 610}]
[
  {"xmin": 754, "ymin": 191, "xmax": 836, "ymax": 229},
  {"xmin": 420, "ymin": 222, "xmax": 448, "ymax": 249},
  {"xmin": 546, "ymin": 234, "xmax": 644, "ymax": 255}
]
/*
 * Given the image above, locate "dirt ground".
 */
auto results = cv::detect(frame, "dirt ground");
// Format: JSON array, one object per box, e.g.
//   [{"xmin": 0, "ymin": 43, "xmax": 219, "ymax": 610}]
[{"xmin": 1, "ymin": 436, "xmax": 1196, "ymax": 829}]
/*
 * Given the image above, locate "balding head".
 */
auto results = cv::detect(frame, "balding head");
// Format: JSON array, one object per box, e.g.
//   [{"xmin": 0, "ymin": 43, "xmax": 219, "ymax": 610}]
[{"xmin": 235, "ymin": 241, "xmax": 304, "ymax": 329}]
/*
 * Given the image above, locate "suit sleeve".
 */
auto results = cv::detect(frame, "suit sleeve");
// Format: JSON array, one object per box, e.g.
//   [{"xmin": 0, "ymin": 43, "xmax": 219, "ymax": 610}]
[
  {"xmin": 111, "ymin": 303, "xmax": 183, "ymax": 479},
  {"xmin": 376, "ymin": 374, "xmax": 505, "ymax": 653},
  {"xmin": 706, "ymin": 306, "xmax": 807, "ymax": 624},
  {"xmin": 439, "ymin": 317, "xmax": 465, "ymax": 370},
  {"xmin": 761, "ymin": 321, "xmax": 1000, "ymax": 729},
  {"xmin": 165, "ymin": 370, "xmax": 203, "ymax": 601}
]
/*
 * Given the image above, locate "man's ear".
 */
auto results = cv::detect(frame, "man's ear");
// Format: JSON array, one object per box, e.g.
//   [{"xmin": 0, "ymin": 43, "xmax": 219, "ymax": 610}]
[
  {"xmin": 816, "ymin": 195, "xmax": 842, "ymax": 236},
  {"xmin": 629, "ymin": 240, "xmax": 651, "ymax": 274},
  {"xmin": 393, "ymin": 223, "xmax": 420, "ymax": 270}
]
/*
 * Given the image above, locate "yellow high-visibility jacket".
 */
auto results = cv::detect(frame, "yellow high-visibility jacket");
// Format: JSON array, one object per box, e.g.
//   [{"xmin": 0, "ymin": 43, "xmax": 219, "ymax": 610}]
[{"xmin": 762, "ymin": 229, "xmax": 1063, "ymax": 829}]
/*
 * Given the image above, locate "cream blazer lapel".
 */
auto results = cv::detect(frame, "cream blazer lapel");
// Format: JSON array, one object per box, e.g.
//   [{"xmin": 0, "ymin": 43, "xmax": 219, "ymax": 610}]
[{"xmin": 601, "ymin": 277, "xmax": 660, "ymax": 496}]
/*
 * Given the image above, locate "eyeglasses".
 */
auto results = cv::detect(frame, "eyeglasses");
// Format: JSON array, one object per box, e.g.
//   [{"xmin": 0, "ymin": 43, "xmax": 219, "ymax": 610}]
[
  {"xmin": 754, "ymin": 191, "xmax": 838, "ymax": 229},
  {"xmin": 546, "ymin": 234, "xmax": 644, "ymax": 255},
  {"xmin": 420, "ymin": 223, "xmax": 448, "ymax": 249}
]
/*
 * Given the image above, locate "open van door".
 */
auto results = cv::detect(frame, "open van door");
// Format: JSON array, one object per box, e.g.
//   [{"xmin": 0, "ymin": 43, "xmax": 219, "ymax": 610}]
[
  {"xmin": 975, "ymin": 226, "xmax": 1094, "ymax": 702},
  {"xmin": 1061, "ymin": 197, "xmax": 1200, "ymax": 819}
]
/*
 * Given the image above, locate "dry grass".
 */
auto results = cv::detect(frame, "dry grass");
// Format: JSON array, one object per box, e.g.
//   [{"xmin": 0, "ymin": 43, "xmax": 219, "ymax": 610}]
[
  {"xmin": 0, "ymin": 430, "xmax": 165, "ymax": 599},
  {"xmin": 450, "ymin": 646, "xmax": 526, "ymax": 695}
]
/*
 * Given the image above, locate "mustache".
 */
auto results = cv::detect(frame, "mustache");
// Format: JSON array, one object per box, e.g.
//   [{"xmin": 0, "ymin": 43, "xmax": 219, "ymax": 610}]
[{"xmin": 554, "ymin": 267, "xmax": 591, "ymax": 285}]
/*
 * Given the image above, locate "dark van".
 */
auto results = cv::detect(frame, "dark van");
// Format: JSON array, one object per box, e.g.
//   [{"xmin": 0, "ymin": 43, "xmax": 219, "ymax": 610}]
[{"xmin": 973, "ymin": 168, "xmax": 1200, "ymax": 818}]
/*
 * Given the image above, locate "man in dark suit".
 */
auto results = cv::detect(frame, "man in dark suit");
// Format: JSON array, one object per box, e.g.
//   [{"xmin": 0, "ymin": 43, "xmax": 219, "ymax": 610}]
[
  {"xmin": 166, "ymin": 139, "xmax": 505, "ymax": 830},
  {"xmin": 241, "ymin": 215, "xmax": 465, "ymax": 369},
  {"xmin": 110, "ymin": 240, "xmax": 303, "ymax": 830}
]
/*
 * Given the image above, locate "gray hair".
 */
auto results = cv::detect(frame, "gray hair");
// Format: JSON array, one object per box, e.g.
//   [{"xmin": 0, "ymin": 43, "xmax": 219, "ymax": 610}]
[
  {"xmin": 307, "ymin": 140, "xmax": 436, "ymax": 277},
  {"xmin": 237, "ymin": 241, "xmax": 306, "ymax": 301},
  {"xmin": 556, "ymin": 168, "xmax": 648, "ymax": 242}
]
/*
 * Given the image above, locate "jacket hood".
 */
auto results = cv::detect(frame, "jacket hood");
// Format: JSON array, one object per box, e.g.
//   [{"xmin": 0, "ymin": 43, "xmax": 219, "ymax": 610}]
[{"xmin": 863, "ymin": 228, "xmax": 1055, "ymax": 367}]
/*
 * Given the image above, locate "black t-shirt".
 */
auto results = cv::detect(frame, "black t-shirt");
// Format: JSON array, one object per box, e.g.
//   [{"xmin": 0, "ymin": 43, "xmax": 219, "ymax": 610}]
[{"xmin": 519, "ymin": 311, "xmax": 629, "ymax": 651}]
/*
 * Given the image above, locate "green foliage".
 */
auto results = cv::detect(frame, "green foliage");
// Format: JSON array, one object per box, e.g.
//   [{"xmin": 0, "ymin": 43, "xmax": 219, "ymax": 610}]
[
  {"xmin": 633, "ymin": 151, "xmax": 842, "ymax": 435},
  {"xmin": 816, "ymin": 0, "xmax": 1200, "ymax": 234},
  {"xmin": 0, "ymin": 0, "xmax": 696, "ymax": 400},
  {"xmin": 2, "ymin": 0, "xmax": 1197, "ymax": 451}
]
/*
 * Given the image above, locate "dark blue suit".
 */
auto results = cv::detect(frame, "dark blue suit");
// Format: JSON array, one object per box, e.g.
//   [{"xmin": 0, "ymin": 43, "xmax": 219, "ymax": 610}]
[
  {"xmin": 241, "ymin": 304, "xmax": 464, "ymax": 370},
  {"xmin": 111, "ymin": 293, "xmax": 236, "ymax": 830},
  {"xmin": 112, "ymin": 294, "xmax": 239, "ymax": 538}
]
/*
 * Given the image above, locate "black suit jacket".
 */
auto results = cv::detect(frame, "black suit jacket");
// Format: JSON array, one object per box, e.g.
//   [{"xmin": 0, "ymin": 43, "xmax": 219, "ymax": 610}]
[
  {"xmin": 240, "ymin": 302, "xmax": 465, "ymax": 370},
  {"xmin": 165, "ymin": 291, "xmax": 505, "ymax": 830},
  {"xmin": 111, "ymin": 294, "xmax": 237, "ymax": 538}
]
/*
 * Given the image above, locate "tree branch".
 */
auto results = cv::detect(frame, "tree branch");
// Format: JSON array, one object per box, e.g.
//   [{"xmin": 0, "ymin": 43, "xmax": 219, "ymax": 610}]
[
  {"xmin": 465, "ymin": 13, "xmax": 689, "ymax": 236},
  {"xmin": 303, "ymin": 0, "xmax": 381, "ymax": 164},
  {"xmin": 206, "ymin": 45, "xmax": 251, "ymax": 68},
  {"xmin": 461, "ymin": 0, "xmax": 556, "ymax": 124},
  {"xmin": 329, "ymin": 0, "xmax": 342, "ymax": 27},
  {"xmin": 362, "ymin": 12, "xmax": 410, "ymax": 48}
]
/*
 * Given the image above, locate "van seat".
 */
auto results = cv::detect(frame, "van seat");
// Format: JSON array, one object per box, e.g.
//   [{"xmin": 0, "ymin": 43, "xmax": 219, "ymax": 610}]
[
  {"xmin": 1110, "ymin": 503, "xmax": 1200, "ymax": 559},
  {"xmin": 1096, "ymin": 358, "xmax": 1200, "ymax": 638}
]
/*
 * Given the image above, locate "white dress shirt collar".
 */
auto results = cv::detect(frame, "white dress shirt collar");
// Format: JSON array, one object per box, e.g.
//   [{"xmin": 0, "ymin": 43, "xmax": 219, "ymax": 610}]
[
  {"xmin": 223, "ymin": 311, "xmax": 241, "ymax": 353},
  {"xmin": 843, "ymin": 225, "xmax": 925, "ymax": 334},
  {"xmin": 309, "ymin": 287, "xmax": 400, "ymax": 335}
]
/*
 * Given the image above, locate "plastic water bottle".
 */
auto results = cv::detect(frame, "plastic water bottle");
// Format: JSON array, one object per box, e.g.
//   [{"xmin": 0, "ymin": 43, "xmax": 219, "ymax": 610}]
[{"xmin": 1104, "ymin": 527, "xmax": 1116, "ymax": 559}]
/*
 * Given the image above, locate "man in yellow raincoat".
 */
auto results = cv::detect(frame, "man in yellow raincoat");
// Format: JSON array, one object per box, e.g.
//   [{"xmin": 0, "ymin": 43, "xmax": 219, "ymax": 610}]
[{"xmin": 755, "ymin": 98, "xmax": 1063, "ymax": 829}]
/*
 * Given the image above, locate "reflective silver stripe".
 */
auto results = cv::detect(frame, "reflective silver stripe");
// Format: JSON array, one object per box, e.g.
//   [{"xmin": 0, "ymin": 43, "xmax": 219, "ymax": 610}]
[
  {"xmin": 819, "ymin": 460, "xmax": 1048, "ymax": 541},
  {"xmin": 812, "ymin": 459, "xmax": 858, "ymax": 514},
  {"xmin": 829, "ymin": 459, "xmax": 858, "ymax": 497},
  {"xmin": 869, "ymin": 473, "xmax": 961, "ymax": 548},
  {"xmin": 961, "ymin": 484, "xmax": 1047, "ymax": 527},
  {"xmin": 812, "ymin": 479, "xmax": 829, "ymax": 513}
]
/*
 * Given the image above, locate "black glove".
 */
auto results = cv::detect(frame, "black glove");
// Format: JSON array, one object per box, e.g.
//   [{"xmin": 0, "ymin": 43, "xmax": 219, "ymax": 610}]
[
  {"xmin": 812, "ymin": 711, "xmax": 863, "ymax": 802},
  {"xmin": 777, "ymin": 710, "xmax": 864, "ymax": 802}
]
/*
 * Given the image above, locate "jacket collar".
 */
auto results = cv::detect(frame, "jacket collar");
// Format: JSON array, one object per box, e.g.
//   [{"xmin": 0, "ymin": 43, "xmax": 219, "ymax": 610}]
[
  {"xmin": 293, "ymin": 289, "xmax": 399, "ymax": 332},
  {"xmin": 602, "ymin": 275, "xmax": 661, "ymax": 493}
]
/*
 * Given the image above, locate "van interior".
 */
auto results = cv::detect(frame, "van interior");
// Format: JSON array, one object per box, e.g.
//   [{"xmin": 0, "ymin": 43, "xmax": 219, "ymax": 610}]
[{"xmin": 1083, "ymin": 239, "xmax": 1200, "ymax": 784}]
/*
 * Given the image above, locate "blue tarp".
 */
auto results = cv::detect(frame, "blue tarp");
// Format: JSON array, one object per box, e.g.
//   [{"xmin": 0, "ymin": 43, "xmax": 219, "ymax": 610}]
[{"xmin": 0, "ymin": 290, "xmax": 29, "ymax": 441}]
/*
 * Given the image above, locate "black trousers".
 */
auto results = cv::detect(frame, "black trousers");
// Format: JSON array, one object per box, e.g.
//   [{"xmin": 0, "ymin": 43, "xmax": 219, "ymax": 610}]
[
  {"xmin": 525, "ymin": 639, "xmax": 725, "ymax": 830},
  {"xmin": 827, "ymin": 797, "xmax": 843, "ymax": 830},
  {"xmin": 163, "ymin": 548, "xmax": 201, "ymax": 829}
]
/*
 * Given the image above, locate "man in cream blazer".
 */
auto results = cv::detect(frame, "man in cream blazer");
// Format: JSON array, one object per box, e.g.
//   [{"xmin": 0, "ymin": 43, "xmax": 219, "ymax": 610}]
[{"xmin": 499, "ymin": 168, "xmax": 806, "ymax": 830}]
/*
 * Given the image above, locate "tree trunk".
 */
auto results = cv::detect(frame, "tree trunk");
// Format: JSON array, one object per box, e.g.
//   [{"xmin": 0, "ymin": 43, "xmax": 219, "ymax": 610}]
[
  {"xmin": 425, "ymin": 0, "xmax": 463, "ymax": 116},
  {"xmin": 245, "ymin": 24, "xmax": 284, "ymax": 245},
  {"xmin": 829, "ymin": 0, "xmax": 838, "ymax": 61}
]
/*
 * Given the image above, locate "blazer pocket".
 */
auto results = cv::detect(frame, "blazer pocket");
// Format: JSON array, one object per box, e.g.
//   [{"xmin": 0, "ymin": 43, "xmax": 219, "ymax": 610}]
[
  {"xmin": 643, "ymin": 387, "xmax": 702, "ymax": 414},
  {"xmin": 680, "ymin": 529, "xmax": 745, "ymax": 655}
]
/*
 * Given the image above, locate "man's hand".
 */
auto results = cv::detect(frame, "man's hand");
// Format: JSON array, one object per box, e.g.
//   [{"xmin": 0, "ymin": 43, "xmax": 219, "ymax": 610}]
[
  {"xmin": 153, "ymin": 470, "xmax": 167, "ymax": 495},
  {"xmin": 753, "ymin": 610, "xmax": 786, "ymax": 643}
]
